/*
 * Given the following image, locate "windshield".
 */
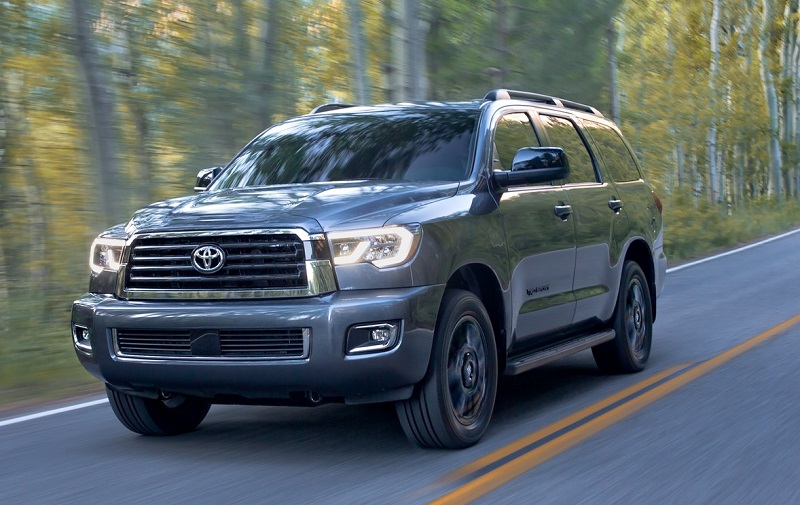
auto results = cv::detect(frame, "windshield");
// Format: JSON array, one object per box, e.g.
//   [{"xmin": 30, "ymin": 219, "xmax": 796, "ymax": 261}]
[{"xmin": 210, "ymin": 109, "xmax": 478, "ymax": 188}]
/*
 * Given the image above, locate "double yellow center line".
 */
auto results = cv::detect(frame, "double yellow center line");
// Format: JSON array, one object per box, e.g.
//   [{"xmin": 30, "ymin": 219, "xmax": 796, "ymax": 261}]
[{"xmin": 428, "ymin": 314, "xmax": 800, "ymax": 505}]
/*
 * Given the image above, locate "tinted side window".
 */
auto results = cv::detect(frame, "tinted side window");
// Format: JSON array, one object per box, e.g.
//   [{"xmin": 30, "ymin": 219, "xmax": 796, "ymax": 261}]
[
  {"xmin": 585, "ymin": 121, "xmax": 642, "ymax": 182},
  {"xmin": 492, "ymin": 113, "xmax": 540, "ymax": 171},
  {"xmin": 539, "ymin": 115, "xmax": 597, "ymax": 184}
]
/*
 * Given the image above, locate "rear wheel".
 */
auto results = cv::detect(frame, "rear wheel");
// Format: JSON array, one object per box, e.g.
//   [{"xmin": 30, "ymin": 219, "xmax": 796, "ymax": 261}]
[
  {"xmin": 106, "ymin": 386, "xmax": 210, "ymax": 436},
  {"xmin": 593, "ymin": 261, "xmax": 653, "ymax": 373},
  {"xmin": 396, "ymin": 290, "xmax": 498, "ymax": 449}
]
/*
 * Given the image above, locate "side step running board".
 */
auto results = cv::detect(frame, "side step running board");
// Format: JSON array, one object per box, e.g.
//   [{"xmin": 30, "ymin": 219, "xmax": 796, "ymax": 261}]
[{"xmin": 505, "ymin": 329, "xmax": 615, "ymax": 376}]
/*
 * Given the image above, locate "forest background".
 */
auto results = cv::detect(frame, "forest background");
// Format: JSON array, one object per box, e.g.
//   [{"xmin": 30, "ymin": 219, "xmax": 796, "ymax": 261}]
[{"xmin": 2, "ymin": 0, "xmax": 800, "ymax": 404}]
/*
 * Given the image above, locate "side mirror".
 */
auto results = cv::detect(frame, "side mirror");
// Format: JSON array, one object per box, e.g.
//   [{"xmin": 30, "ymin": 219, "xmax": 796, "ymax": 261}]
[
  {"xmin": 492, "ymin": 147, "xmax": 570, "ymax": 189},
  {"xmin": 194, "ymin": 166, "xmax": 223, "ymax": 192}
]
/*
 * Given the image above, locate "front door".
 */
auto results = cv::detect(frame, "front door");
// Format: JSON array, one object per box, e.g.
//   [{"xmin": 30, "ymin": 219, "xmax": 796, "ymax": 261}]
[{"xmin": 492, "ymin": 111, "xmax": 577, "ymax": 347}]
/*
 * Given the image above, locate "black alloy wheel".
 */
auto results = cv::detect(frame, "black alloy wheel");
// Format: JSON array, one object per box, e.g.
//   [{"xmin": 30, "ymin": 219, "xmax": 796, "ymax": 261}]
[
  {"xmin": 592, "ymin": 260, "xmax": 653, "ymax": 373},
  {"xmin": 396, "ymin": 289, "xmax": 498, "ymax": 449}
]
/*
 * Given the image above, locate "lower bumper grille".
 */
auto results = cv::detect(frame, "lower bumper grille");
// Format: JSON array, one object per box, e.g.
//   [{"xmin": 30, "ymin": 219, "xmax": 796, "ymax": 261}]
[{"xmin": 114, "ymin": 328, "xmax": 310, "ymax": 360}]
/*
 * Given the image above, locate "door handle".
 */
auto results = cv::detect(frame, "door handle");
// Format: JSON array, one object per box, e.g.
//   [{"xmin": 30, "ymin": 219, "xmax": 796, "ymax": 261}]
[
  {"xmin": 554, "ymin": 203, "xmax": 573, "ymax": 220},
  {"xmin": 608, "ymin": 198, "xmax": 623, "ymax": 213}
]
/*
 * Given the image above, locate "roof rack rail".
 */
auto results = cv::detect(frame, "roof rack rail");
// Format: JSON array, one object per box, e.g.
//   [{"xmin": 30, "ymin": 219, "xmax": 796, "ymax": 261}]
[
  {"xmin": 484, "ymin": 89, "xmax": 604, "ymax": 118},
  {"xmin": 310, "ymin": 103, "xmax": 357, "ymax": 114}
]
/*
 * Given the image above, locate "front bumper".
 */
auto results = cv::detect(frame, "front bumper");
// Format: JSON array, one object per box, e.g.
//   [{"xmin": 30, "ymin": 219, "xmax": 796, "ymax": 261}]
[{"xmin": 71, "ymin": 285, "xmax": 444, "ymax": 405}]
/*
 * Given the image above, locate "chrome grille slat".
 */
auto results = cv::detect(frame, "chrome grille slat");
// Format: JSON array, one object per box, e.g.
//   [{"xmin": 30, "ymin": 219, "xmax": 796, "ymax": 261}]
[
  {"xmin": 130, "ymin": 265, "xmax": 194, "ymax": 272},
  {"xmin": 226, "ymin": 253, "xmax": 301, "ymax": 260},
  {"xmin": 119, "ymin": 341, "xmax": 190, "ymax": 347},
  {"xmin": 133, "ymin": 244, "xmax": 195, "ymax": 251},
  {"xmin": 222, "ymin": 242, "xmax": 299, "ymax": 249},
  {"xmin": 222, "ymin": 264, "xmax": 301, "ymax": 271},
  {"xmin": 219, "ymin": 343, "xmax": 297, "ymax": 347},
  {"xmin": 132, "ymin": 256, "xmax": 191, "ymax": 262},
  {"xmin": 128, "ymin": 273, "xmax": 303, "ymax": 283}
]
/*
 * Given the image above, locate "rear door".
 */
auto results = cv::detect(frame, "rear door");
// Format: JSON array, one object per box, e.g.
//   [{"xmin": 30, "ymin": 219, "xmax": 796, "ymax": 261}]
[
  {"xmin": 492, "ymin": 110, "xmax": 577, "ymax": 347},
  {"xmin": 583, "ymin": 119, "xmax": 659, "ymax": 246}
]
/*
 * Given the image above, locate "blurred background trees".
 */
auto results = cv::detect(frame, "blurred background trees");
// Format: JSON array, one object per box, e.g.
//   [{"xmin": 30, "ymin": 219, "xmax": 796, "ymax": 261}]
[{"xmin": 2, "ymin": 0, "xmax": 800, "ymax": 400}]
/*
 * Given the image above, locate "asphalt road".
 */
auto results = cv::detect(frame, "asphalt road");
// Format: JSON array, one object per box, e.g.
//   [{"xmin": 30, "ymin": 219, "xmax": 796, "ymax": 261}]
[{"xmin": 3, "ymin": 231, "xmax": 800, "ymax": 504}]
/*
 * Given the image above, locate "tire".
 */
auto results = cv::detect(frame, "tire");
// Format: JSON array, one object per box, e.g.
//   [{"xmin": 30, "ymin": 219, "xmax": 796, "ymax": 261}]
[
  {"xmin": 106, "ymin": 386, "xmax": 210, "ymax": 436},
  {"xmin": 592, "ymin": 261, "xmax": 653, "ymax": 373},
  {"xmin": 396, "ymin": 290, "xmax": 498, "ymax": 449}
]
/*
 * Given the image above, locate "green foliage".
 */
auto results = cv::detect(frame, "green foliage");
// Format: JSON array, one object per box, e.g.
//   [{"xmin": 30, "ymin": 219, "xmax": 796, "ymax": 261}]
[
  {"xmin": 664, "ymin": 194, "xmax": 800, "ymax": 261},
  {"xmin": 425, "ymin": 0, "xmax": 621, "ymax": 107},
  {"xmin": 618, "ymin": 0, "xmax": 800, "ymax": 205}
]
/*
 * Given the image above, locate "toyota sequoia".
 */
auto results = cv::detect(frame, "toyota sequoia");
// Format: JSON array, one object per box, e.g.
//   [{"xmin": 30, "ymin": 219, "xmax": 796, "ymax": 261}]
[{"xmin": 72, "ymin": 89, "xmax": 666, "ymax": 448}]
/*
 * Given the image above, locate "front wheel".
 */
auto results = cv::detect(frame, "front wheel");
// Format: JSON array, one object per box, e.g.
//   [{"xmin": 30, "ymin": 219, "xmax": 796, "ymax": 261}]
[
  {"xmin": 592, "ymin": 261, "xmax": 653, "ymax": 373},
  {"xmin": 396, "ymin": 290, "xmax": 498, "ymax": 449},
  {"xmin": 106, "ymin": 386, "xmax": 210, "ymax": 436}
]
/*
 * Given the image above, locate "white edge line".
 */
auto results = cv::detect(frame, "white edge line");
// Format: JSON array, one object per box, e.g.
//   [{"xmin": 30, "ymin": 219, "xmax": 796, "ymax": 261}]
[
  {"xmin": 0, "ymin": 398, "xmax": 108, "ymax": 428},
  {"xmin": 666, "ymin": 227, "xmax": 800, "ymax": 274},
  {"xmin": 3, "ymin": 227, "xmax": 799, "ymax": 428}
]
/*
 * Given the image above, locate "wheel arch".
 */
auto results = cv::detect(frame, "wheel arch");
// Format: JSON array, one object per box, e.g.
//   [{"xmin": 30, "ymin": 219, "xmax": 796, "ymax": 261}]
[
  {"xmin": 445, "ymin": 264, "xmax": 508, "ymax": 373},
  {"xmin": 623, "ymin": 239, "xmax": 657, "ymax": 322}
]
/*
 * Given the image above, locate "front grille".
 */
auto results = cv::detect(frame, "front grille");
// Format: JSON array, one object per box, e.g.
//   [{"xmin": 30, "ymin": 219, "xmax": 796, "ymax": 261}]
[
  {"xmin": 114, "ymin": 328, "xmax": 310, "ymax": 360},
  {"xmin": 124, "ymin": 233, "xmax": 307, "ymax": 293}
]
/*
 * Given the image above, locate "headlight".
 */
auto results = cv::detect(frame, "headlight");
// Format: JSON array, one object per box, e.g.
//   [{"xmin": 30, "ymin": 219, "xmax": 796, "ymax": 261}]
[
  {"xmin": 328, "ymin": 225, "xmax": 421, "ymax": 268},
  {"xmin": 90, "ymin": 237, "xmax": 126, "ymax": 274}
]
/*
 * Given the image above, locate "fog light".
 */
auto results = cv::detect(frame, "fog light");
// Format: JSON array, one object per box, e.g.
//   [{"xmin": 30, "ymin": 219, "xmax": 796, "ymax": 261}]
[
  {"xmin": 346, "ymin": 322, "xmax": 400, "ymax": 354},
  {"xmin": 72, "ymin": 324, "xmax": 92, "ymax": 354},
  {"xmin": 370, "ymin": 327, "xmax": 392, "ymax": 341}
]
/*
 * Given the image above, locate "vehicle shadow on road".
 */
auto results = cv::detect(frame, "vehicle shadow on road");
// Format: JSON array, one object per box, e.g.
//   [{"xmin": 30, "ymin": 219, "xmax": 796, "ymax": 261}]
[{"xmin": 86, "ymin": 350, "xmax": 671, "ymax": 464}]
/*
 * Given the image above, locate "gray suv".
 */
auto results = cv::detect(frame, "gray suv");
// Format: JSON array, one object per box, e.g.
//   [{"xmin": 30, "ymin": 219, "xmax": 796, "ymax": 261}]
[{"xmin": 72, "ymin": 89, "xmax": 666, "ymax": 448}]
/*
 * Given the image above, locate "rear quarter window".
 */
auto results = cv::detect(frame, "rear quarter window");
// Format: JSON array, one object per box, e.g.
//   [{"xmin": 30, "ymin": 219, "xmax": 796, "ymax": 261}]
[{"xmin": 585, "ymin": 121, "xmax": 642, "ymax": 183}]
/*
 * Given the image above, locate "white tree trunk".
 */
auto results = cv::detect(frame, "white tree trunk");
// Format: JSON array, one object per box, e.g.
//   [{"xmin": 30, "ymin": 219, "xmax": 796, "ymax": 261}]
[
  {"xmin": 707, "ymin": 0, "xmax": 721, "ymax": 203},
  {"xmin": 348, "ymin": 0, "xmax": 371, "ymax": 104},
  {"xmin": 607, "ymin": 20, "xmax": 620, "ymax": 122},
  {"xmin": 71, "ymin": 0, "xmax": 123, "ymax": 226},
  {"xmin": 388, "ymin": 0, "xmax": 427, "ymax": 101},
  {"xmin": 780, "ymin": 0, "xmax": 798, "ymax": 198},
  {"xmin": 259, "ymin": 0, "xmax": 279, "ymax": 126},
  {"xmin": 497, "ymin": 0, "xmax": 509, "ymax": 87},
  {"xmin": 789, "ymin": 0, "xmax": 800, "ymax": 198},
  {"xmin": 389, "ymin": 0, "xmax": 409, "ymax": 101},
  {"xmin": 760, "ymin": 0, "xmax": 784, "ymax": 199},
  {"xmin": 406, "ymin": 0, "xmax": 427, "ymax": 100},
  {"xmin": 0, "ymin": 82, "xmax": 9, "ymax": 330}
]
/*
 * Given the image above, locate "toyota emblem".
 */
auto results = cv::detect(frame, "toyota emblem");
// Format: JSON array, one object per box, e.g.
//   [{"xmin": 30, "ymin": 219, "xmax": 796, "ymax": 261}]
[{"xmin": 191, "ymin": 244, "xmax": 226, "ymax": 274}]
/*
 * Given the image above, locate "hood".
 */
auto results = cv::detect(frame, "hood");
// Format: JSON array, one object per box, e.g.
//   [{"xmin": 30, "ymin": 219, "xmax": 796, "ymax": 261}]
[{"xmin": 125, "ymin": 181, "xmax": 459, "ymax": 234}]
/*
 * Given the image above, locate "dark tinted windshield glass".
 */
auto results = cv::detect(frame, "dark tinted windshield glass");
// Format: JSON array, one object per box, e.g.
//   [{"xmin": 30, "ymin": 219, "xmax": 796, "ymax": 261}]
[{"xmin": 211, "ymin": 109, "xmax": 478, "ymax": 188}]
